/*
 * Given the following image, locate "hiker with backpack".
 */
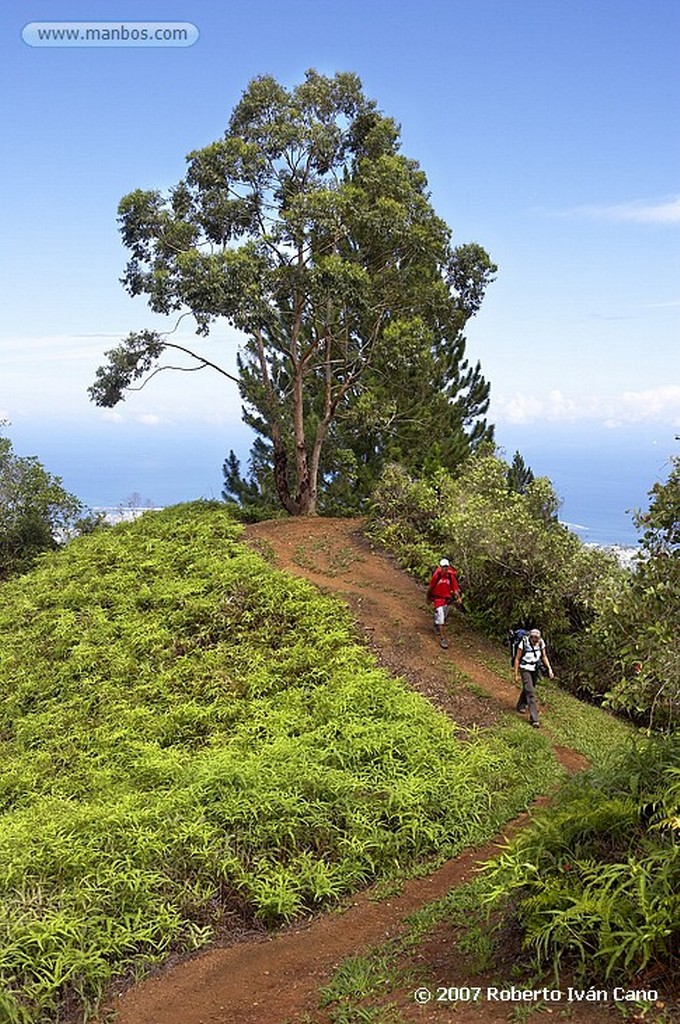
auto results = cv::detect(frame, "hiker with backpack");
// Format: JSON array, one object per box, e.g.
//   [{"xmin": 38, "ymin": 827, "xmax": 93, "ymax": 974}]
[
  {"xmin": 427, "ymin": 558, "xmax": 462, "ymax": 649},
  {"xmin": 512, "ymin": 627, "xmax": 554, "ymax": 728}
]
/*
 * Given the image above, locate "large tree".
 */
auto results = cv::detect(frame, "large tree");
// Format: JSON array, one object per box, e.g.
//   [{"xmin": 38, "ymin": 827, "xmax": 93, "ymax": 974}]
[{"xmin": 90, "ymin": 70, "xmax": 496, "ymax": 514}]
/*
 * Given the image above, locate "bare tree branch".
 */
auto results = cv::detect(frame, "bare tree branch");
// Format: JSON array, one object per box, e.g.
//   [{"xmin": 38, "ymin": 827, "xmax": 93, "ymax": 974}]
[
  {"xmin": 160, "ymin": 342, "xmax": 241, "ymax": 384},
  {"xmin": 126, "ymin": 362, "xmax": 215, "ymax": 393}
]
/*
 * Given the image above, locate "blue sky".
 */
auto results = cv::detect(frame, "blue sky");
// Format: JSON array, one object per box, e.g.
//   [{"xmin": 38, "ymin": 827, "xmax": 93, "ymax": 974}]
[{"xmin": 1, "ymin": 0, "xmax": 678, "ymax": 531}]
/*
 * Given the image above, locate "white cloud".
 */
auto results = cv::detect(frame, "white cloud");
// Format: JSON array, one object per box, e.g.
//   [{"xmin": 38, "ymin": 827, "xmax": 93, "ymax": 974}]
[
  {"xmin": 494, "ymin": 385, "xmax": 680, "ymax": 427},
  {"xmin": 561, "ymin": 195, "xmax": 680, "ymax": 224},
  {"xmin": 101, "ymin": 411, "xmax": 165, "ymax": 427},
  {"xmin": 135, "ymin": 414, "xmax": 163, "ymax": 427},
  {"xmin": 1, "ymin": 334, "xmax": 118, "ymax": 363}
]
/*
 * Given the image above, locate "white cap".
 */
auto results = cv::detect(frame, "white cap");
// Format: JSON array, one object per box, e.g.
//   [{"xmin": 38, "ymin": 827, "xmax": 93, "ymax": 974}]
[{"xmin": 439, "ymin": 558, "xmax": 450, "ymax": 567}]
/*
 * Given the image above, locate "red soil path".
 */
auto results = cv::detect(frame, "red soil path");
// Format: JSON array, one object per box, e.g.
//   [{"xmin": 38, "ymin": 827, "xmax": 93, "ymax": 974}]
[{"xmin": 106, "ymin": 518, "xmax": 665, "ymax": 1024}]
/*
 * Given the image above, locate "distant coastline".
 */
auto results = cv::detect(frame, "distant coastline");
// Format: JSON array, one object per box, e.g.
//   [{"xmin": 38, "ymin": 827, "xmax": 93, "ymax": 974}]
[
  {"xmin": 94, "ymin": 506, "xmax": 640, "ymax": 570},
  {"xmin": 11, "ymin": 420, "xmax": 670, "ymax": 553},
  {"xmin": 586, "ymin": 542, "xmax": 639, "ymax": 570}
]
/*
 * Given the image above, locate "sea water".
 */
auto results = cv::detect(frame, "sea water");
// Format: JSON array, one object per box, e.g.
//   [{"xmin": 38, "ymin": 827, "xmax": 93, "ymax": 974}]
[
  {"xmin": 497, "ymin": 424, "xmax": 675, "ymax": 548},
  {"xmin": 9, "ymin": 420, "xmax": 676, "ymax": 549}
]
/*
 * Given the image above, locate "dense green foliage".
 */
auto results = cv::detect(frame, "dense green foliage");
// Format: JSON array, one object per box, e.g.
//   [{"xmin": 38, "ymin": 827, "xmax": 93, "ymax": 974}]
[
  {"xmin": 0, "ymin": 430, "xmax": 86, "ymax": 579},
  {"xmin": 484, "ymin": 738, "xmax": 680, "ymax": 984},
  {"xmin": 578, "ymin": 456, "xmax": 679, "ymax": 729},
  {"xmin": 0, "ymin": 502, "xmax": 554, "ymax": 1023},
  {"xmin": 367, "ymin": 454, "xmax": 678, "ymax": 993},
  {"xmin": 367, "ymin": 451, "xmax": 620, "ymax": 656},
  {"xmin": 367, "ymin": 449, "xmax": 680, "ymax": 730},
  {"xmin": 89, "ymin": 69, "xmax": 495, "ymax": 515}
]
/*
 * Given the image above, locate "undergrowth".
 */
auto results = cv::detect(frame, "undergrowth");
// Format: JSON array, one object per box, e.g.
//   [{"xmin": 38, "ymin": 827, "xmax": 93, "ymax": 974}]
[
  {"xmin": 317, "ymin": 831, "xmax": 677, "ymax": 1024},
  {"xmin": 484, "ymin": 737, "xmax": 680, "ymax": 987},
  {"xmin": 0, "ymin": 502, "xmax": 555, "ymax": 1023}
]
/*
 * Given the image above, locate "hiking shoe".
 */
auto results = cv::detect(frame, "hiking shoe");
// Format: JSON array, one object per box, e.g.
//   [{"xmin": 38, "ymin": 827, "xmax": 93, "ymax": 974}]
[
  {"xmin": 517, "ymin": 705, "xmax": 528, "ymax": 714},
  {"xmin": 439, "ymin": 638, "xmax": 449, "ymax": 649},
  {"xmin": 531, "ymin": 721, "xmax": 540, "ymax": 728}
]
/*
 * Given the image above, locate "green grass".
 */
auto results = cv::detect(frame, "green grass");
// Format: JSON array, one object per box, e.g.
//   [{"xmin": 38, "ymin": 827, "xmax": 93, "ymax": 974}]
[
  {"xmin": 536, "ymin": 678, "xmax": 633, "ymax": 760},
  {"xmin": 316, "ymin": 879, "xmax": 494, "ymax": 1023},
  {"xmin": 0, "ymin": 502, "xmax": 559, "ymax": 1023}
]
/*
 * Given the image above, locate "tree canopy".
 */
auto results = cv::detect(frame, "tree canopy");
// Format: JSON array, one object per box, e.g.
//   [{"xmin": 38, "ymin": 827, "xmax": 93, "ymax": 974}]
[
  {"xmin": 90, "ymin": 70, "xmax": 496, "ymax": 514},
  {"xmin": 585, "ymin": 454, "xmax": 680, "ymax": 729},
  {"xmin": 0, "ymin": 429, "xmax": 85, "ymax": 578}
]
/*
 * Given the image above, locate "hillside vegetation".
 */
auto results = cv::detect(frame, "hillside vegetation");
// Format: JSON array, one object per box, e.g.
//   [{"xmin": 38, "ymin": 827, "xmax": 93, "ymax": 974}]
[
  {"xmin": 0, "ymin": 502, "xmax": 557, "ymax": 1024},
  {"xmin": 485, "ymin": 737, "xmax": 679, "ymax": 983},
  {"xmin": 365, "ymin": 451, "xmax": 679, "ymax": 1000},
  {"xmin": 368, "ymin": 449, "xmax": 679, "ymax": 729}
]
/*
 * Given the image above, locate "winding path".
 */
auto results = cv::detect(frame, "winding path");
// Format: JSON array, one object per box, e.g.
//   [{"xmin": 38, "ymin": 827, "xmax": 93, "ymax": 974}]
[{"xmin": 107, "ymin": 518, "xmax": 604, "ymax": 1024}]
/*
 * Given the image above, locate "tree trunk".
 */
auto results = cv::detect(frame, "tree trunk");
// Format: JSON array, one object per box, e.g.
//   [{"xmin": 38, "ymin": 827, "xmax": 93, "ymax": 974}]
[
  {"xmin": 271, "ymin": 434, "xmax": 296, "ymax": 515},
  {"xmin": 291, "ymin": 362, "xmax": 318, "ymax": 515}
]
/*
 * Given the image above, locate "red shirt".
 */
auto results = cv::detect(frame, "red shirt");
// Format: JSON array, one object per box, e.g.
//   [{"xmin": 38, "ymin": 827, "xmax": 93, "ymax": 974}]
[{"xmin": 427, "ymin": 566, "xmax": 461, "ymax": 608}]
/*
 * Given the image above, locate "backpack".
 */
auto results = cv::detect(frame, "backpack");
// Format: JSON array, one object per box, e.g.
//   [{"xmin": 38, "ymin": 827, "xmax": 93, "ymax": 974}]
[
  {"xmin": 515, "ymin": 632, "xmax": 548, "ymax": 675},
  {"xmin": 506, "ymin": 627, "xmax": 528, "ymax": 666}
]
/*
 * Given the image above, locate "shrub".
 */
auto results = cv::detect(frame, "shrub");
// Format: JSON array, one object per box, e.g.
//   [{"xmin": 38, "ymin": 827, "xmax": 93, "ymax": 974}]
[
  {"xmin": 367, "ymin": 454, "xmax": 621, "ymax": 659},
  {"xmin": 0, "ymin": 430, "xmax": 85, "ymax": 579},
  {"xmin": 483, "ymin": 737, "xmax": 680, "ymax": 984},
  {"xmin": 579, "ymin": 457, "xmax": 680, "ymax": 730}
]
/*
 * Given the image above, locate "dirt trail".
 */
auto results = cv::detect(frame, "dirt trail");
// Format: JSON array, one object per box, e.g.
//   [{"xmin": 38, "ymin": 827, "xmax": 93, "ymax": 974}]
[
  {"xmin": 110, "ymin": 820, "xmax": 537, "ymax": 1024},
  {"xmin": 109, "ymin": 518, "xmax": 611, "ymax": 1024},
  {"xmin": 245, "ymin": 517, "xmax": 585, "ymax": 773}
]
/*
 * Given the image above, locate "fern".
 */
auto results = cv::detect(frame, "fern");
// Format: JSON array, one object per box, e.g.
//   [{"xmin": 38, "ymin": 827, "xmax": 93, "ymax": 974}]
[
  {"xmin": 0, "ymin": 503, "xmax": 556, "ymax": 1022},
  {"xmin": 484, "ymin": 738, "xmax": 680, "ymax": 983}
]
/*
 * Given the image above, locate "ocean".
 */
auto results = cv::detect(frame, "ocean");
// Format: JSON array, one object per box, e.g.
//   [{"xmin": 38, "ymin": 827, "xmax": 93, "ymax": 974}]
[
  {"xmin": 9, "ymin": 420, "xmax": 241, "ymax": 509},
  {"xmin": 9, "ymin": 420, "xmax": 676, "ymax": 549},
  {"xmin": 497, "ymin": 424, "xmax": 674, "ymax": 548}
]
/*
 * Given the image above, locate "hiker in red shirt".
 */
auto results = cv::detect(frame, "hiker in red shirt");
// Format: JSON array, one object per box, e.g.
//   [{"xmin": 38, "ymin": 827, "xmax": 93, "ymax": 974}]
[{"xmin": 427, "ymin": 558, "xmax": 462, "ymax": 649}]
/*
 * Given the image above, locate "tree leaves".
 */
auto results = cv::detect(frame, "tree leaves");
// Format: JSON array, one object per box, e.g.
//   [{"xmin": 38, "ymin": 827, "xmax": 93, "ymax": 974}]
[
  {"xmin": 92, "ymin": 70, "xmax": 496, "ymax": 514},
  {"xmin": 0, "ymin": 430, "xmax": 85, "ymax": 578}
]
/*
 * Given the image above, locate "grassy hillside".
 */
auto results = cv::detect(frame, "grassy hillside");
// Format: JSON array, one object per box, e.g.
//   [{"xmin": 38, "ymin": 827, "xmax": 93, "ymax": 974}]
[{"xmin": 0, "ymin": 502, "xmax": 558, "ymax": 1023}]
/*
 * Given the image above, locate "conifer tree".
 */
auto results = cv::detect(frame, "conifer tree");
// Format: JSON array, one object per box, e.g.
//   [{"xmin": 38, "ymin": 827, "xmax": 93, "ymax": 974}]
[{"xmin": 507, "ymin": 450, "xmax": 535, "ymax": 495}]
